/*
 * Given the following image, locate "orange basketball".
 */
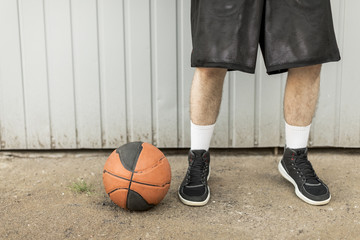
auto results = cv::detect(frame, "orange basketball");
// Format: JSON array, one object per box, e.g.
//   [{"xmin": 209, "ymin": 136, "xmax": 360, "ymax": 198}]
[{"xmin": 102, "ymin": 142, "xmax": 171, "ymax": 211}]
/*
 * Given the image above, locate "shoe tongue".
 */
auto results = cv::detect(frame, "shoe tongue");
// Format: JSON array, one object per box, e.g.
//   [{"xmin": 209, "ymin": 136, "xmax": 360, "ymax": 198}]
[
  {"xmin": 290, "ymin": 147, "xmax": 307, "ymax": 155},
  {"xmin": 191, "ymin": 149, "xmax": 207, "ymax": 158},
  {"xmin": 188, "ymin": 150, "xmax": 207, "ymax": 186},
  {"xmin": 289, "ymin": 148, "xmax": 318, "ymax": 183},
  {"xmin": 306, "ymin": 178, "xmax": 320, "ymax": 184}
]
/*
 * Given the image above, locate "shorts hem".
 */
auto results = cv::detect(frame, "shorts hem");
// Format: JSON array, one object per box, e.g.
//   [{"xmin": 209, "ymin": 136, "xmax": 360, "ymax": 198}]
[
  {"xmin": 266, "ymin": 56, "xmax": 341, "ymax": 75},
  {"xmin": 191, "ymin": 62, "xmax": 255, "ymax": 74}
]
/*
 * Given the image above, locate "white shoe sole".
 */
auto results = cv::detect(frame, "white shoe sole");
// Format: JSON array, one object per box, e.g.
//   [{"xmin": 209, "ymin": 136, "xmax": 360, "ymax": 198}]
[
  {"xmin": 178, "ymin": 166, "xmax": 211, "ymax": 207},
  {"xmin": 278, "ymin": 161, "xmax": 331, "ymax": 206}
]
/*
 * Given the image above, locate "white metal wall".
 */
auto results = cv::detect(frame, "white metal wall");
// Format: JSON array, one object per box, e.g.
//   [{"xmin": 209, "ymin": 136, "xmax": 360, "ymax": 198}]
[{"xmin": 0, "ymin": 0, "xmax": 359, "ymax": 150}]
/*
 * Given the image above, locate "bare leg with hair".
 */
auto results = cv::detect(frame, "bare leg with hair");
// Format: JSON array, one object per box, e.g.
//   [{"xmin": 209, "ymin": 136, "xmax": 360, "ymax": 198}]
[
  {"xmin": 284, "ymin": 64, "xmax": 321, "ymax": 126},
  {"xmin": 190, "ymin": 67, "xmax": 227, "ymax": 125}
]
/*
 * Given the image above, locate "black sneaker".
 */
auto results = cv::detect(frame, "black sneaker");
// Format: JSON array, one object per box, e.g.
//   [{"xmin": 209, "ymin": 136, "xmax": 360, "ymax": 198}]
[
  {"xmin": 178, "ymin": 150, "xmax": 210, "ymax": 206},
  {"xmin": 278, "ymin": 147, "xmax": 331, "ymax": 205}
]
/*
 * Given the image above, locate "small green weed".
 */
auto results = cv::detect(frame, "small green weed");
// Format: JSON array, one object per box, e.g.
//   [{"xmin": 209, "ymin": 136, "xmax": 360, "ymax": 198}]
[{"xmin": 69, "ymin": 180, "xmax": 94, "ymax": 195}]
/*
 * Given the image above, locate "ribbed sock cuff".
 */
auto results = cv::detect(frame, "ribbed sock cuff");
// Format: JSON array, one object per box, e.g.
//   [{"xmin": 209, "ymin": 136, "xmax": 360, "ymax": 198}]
[
  {"xmin": 190, "ymin": 121, "xmax": 216, "ymax": 151},
  {"xmin": 285, "ymin": 122, "xmax": 311, "ymax": 149}
]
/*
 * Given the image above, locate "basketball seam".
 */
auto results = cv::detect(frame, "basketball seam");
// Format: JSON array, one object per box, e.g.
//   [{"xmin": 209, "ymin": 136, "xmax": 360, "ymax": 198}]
[
  {"xmin": 108, "ymin": 187, "xmax": 128, "ymax": 195},
  {"xmin": 104, "ymin": 169, "xmax": 170, "ymax": 188},
  {"xmin": 125, "ymin": 143, "xmax": 143, "ymax": 210},
  {"xmin": 126, "ymin": 172, "xmax": 134, "ymax": 210},
  {"xmin": 103, "ymin": 170, "xmax": 131, "ymax": 182},
  {"xmin": 132, "ymin": 181, "xmax": 170, "ymax": 188},
  {"xmin": 134, "ymin": 155, "xmax": 166, "ymax": 173}
]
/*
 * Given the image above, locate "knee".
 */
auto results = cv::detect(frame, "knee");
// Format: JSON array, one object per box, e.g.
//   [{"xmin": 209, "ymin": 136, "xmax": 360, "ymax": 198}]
[
  {"xmin": 288, "ymin": 64, "xmax": 321, "ymax": 82},
  {"xmin": 306, "ymin": 64, "xmax": 322, "ymax": 79},
  {"xmin": 196, "ymin": 67, "xmax": 227, "ymax": 78}
]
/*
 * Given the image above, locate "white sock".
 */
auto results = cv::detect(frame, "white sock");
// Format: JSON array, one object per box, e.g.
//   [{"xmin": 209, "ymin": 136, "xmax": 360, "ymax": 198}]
[
  {"xmin": 190, "ymin": 121, "xmax": 215, "ymax": 151},
  {"xmin": 285, "ymin": 122, "xmax": 311, "ymax": 149}
]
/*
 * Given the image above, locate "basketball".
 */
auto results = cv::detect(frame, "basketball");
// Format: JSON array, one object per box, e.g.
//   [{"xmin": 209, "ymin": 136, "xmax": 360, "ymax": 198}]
[{"xmin": 102, "ymin": 142, "xmax": 171, "ymax": 211}]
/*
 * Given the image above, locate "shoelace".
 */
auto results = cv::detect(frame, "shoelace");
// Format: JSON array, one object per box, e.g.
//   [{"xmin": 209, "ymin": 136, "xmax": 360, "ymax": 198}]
[
  {"xmin": 294, "ymin": 152, "xmax": 318, "ymax": 183},
  {"xmin": 187, "ymin": 157, "xmax": 206, "ymax": 185}
]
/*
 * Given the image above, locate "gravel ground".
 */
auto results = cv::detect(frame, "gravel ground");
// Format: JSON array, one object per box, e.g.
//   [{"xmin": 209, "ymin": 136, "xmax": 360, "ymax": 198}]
[{"xmin": 0, "ymin": 148, "xmax": 359, "ymax": 240}]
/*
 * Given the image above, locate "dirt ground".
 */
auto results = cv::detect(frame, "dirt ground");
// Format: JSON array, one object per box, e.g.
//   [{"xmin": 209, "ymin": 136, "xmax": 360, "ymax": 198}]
[{"xmin": 0, "ymin": 148, "xmax": 359, "ymax": 240}]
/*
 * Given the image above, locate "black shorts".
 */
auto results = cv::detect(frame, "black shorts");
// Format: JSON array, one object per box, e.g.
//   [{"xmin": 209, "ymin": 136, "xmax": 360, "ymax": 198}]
[{"xmin": 190, "ymin": 0, "xmax": 341, "ymax": 75}]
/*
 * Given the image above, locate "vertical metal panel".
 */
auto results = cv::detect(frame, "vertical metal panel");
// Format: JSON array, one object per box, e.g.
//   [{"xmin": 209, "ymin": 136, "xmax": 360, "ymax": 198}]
[
  {"xmin": 124, "ymin": 0, "xmax": 152, "ymax": 143},
  {"xmin": 211, "ymin": 75, "xmax": 230, "ymax": 147},
  {"xmin": 0, "ymin": 0, "xmax": 27, "ymax": 149},
  {"xmin": 177, "ymin": 0, "xmax": 193, "ymax": 148},
  {"xmin": 97, "ymin": 0, "xmax": 127, "ymax": 148},
  {"xmin": 229, "ymin": 72, "xmax": 256, "ymax": 147},
  {"xmin": 255, "ymin": 57, "xmax": 283, "ymax": 147},
  {"xmin": 18, "ymin": 0, "xmax": 51, "ymax": 149},
  {"xmin": 44, "ymin": 0, "xmax": 76, "ymax": 149},
  {"xmin": 311, "ymin": 61, "xmax": 339, "ymax": 147},
  {"xmin": 71, "ymin": 0, "xmax": 102, "ymax": 148},
  {"xmin": 279, "ymin": 74, "xmax": 286, "ymax": 146},
  {"xmin": 151, "ymin": 0, "xmax": 178, "ymax": 147},
  {"xmin": 338, "ymin": 0, "xmax": 360, "ymax": 147},
  {"xmin": 333, "ymin": 0, "xmax": 346, "ymax": 147}
]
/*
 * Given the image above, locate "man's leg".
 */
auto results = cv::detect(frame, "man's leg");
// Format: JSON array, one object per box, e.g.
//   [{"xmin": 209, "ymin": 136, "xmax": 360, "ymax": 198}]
[
  {"xmin": 284, "ymin": 64, "xmax": 321, "ymax": 127},
  {"xmin": 178, "ymin": 67, "xmax": 227, "ymax": 206},
  {"xmin": 190, "ymin": 67, "xmax": 227, "ymax": 150},
  {"xmin": 284, "ymin": 64, "xmax": 321, "ymax": 149},
  {"xmin": 279, "ymin": 64, "xmax": 331, "ymax": 205},
  {"xmin": 191, "ymin": 67, "xmax": 227, "ymax": 125}
]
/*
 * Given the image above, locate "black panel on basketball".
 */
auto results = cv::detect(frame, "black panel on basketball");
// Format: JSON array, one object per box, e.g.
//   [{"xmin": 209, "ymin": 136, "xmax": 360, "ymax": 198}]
[
  {"xmin": 116, "ymin": 141, "xmax": 143, "ymax": 172},
  {"xmin": 127, "ymin": 190, "xmax": 154, "ymax": 211}
]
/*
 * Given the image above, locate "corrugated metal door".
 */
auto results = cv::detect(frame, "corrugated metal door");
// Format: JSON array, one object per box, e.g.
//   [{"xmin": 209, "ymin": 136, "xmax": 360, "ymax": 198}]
[{"xmin": 0, "ymin": 0, "xmax": 359, "ymax": 149}]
